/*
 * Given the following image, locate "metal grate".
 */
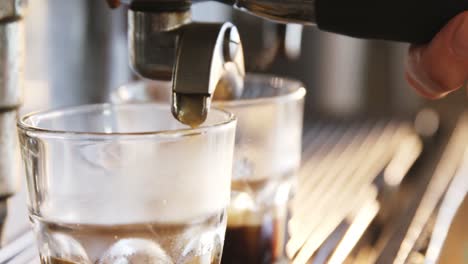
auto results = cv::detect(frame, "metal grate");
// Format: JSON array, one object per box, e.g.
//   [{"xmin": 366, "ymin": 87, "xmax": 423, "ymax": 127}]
[
  {"xmin": 289, "ymin": 121, "xmax": 423, "ymax": 264},
  {"xmin": 6, "ymin": 115, "xmax": 468, "ymax": 264}
]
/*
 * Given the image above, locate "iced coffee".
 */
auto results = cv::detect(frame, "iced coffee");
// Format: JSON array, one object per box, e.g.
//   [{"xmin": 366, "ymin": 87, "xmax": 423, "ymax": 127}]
[
  {"xmin": 219, "ymin": 76, "xmax": 304, "ymax": 263},
  {"xmin": 18, "ymin": 104, "xmax": 237, "ymax": 264},
  {"xmin": 113, "ymin": 75, "xmax": 306, "ymax": 263}
]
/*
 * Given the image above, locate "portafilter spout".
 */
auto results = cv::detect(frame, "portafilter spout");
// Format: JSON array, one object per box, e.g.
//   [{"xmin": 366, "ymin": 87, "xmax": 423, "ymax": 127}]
[
  {"xmin": 127, "ymin": 6, "xmax": 244, "ymax": 127},
  {"xmin": 171, "ymin": 22, "xmax": 245, "ymax": 127}
]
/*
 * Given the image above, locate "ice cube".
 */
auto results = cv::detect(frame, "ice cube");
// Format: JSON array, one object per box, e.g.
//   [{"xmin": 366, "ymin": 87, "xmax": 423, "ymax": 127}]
[
  {"xmin": 45, "ymin": 233, "xmax": 90, "ymax": 264},
  {"xmin": 98, "ymin": 238, "xmax": 173, "ymax": 264},
  {"xmin": 179, "ymin": 231, "xmax": 222, "ymax": 264}
]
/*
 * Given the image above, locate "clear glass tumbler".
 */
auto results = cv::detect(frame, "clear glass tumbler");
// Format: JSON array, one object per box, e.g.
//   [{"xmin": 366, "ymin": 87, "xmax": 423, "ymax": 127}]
[
  {"xmin": 18, "ymin": 103, "xmax": 237, "ymax": 264},
  {"xmin": 113, "ymin": 74, "xmax": 306, "ymax": 264}
]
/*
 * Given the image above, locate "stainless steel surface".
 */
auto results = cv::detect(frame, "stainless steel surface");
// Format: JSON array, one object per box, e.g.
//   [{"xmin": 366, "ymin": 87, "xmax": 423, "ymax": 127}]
[
  {"xmin": 232, "ymin": 14, "xmax": 304, "ymax": 71},
  {"xmin": 0, "ymin": 0, "xmax": 24, "ymax": 198},
  {"xmin": 172, "ymin": 22, "xmax": 245, "ymax": 125},
  {"xmin": 393, "ymin": 113, "xmax": 468, "ymax": 264},
  {"xmin": 126, "ymin": 2, "xmax": 245, "ymax": 126},
  {"xmin": 128, "ymin": 9, "xmax": 191, "ymax": 80},
  {"xmin": 425, "ymin": 150, "xmax": 468, "ymax": 263},
  {"xmin": 289, "ymin": 121, "xmax": 422, "ymax": 264},
  {"xmin": 36, "ymin": 0, "xmax": 132, "ymax": 107},
  {"xmin": 0, "ymin": 230, "xmax": 34, "ymax": 263},
  {"xmin": 126, "ymin": 0, "xmax": 312, "ymax": 82},
  {"xmin": 0, "ymin": 0, "xmax": 26, "ymax": 20},
  {"xmin": 0, "ymin": 111, "xmax": 20, "ymax": 197},
  {"xmin": 0, "ymin": 19, "xmax": 24, "ymax": 109},
  {"xmin": 173, "ymin": 23, "xmax": 244, "ymax": 96},
  {"xmin": 5, "ymin": 239, "xmax": 38, "ymax": 264},
  {"xmin": 0, "ymin": 0, "xmax": 25, "ymax": 109},
  {"xmin": 123, "ymin": 0, "xmax": 317, "ymax": 25},
  {"xmin": 215, "ymin": 0, "xmax": 317, "ymax": 25}
]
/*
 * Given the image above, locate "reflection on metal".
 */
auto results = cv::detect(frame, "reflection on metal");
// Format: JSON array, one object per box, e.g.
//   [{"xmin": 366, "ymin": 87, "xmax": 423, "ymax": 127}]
[
  {"xmin": 424, "ymin": 150, "xmax": 468, "ymax": 263},
  {"xmin": 317, "ymin": 33, "xmax": 367, "ymax": 116},
  {"xmin": 38, "ymin": 0, "xmax": 131, "ymax": 107},
  {"xmin": 414, "ymin": 108, "xmax": 440, "ymax": 138},
  {"xmin": 393, "ymin": 113, "xmax": 468, "ymax": 264},
  {"xmin": 121, "ymin": 0, "xmax": 317, "ymax": 24},
  {"xmin": 8, "ymin": 244, "xmax": 38, "ymax": 264},
  {"xmin": 172, "ymin": 23, "xmax": 245, "ymax": 98},
  {"xmin": 0, "ymin": 230, "xmax": 34, "ymax": 263},
  {"xmin": 328, "ymin": 199, "xmax": 380, "ymax": 264},
  {"xmin": 0, "ymin": 19, "xmax": 24, "ymax": 109},
  {"xmin": 384, "ymin": 134, "xmax": 423, "ymax": 187},
  {"xmin": 215, "ymin": 0, "xmax": 317, "ymax": 25},
  {"xmin": 0, "ymin": 0, "xmax": 26, "ymax": 20},
  {"xmin": 0, "ymin": 0, "xmax": 25, "ymax": 109},
  {"xmin": 284, "ymin": 24, "xmax": 303, "ymax": 59},
  {"xmin": 291, "ymin": 187, "xmax": 378, "ymax": 264},
  {"xmin": 289, "ymin": 121, "xmax": 421, "ymax": 264},
  {"xmin": 172, "ymin": 22, "xmax": 245, "ymax": 125},
  {"xmin": 0, "ymin": 111, "xmax": 21, "ymax": 197},
  {"xmin": 128, "ymin": 9, "xmax": 191, "ymax": 80}
]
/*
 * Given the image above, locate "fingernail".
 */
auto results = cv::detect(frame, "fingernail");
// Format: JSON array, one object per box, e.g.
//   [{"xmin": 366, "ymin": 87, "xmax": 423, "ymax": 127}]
[{"xmin": 453, "ymin": 16, "xmax": 468, "ymax": 57}]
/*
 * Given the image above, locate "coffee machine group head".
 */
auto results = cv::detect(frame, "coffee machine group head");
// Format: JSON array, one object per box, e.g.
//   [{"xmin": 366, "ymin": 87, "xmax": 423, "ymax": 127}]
[
  {"xmin": 106, "ymin": 0, "xmax": 245, "ymax": 126},
  {"xmin": 108, "ymin": 0, "xmax": 466, "ymax": 125}
]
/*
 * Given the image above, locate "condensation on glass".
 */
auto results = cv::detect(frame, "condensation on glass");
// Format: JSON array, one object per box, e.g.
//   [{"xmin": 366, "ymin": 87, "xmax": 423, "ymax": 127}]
[
  {"xmin": 18, "ymin": 103, "xmax": 237, "ymax": 264},
  {"xmin": 113, "ymin": 74, "xmax": 306, "ymax": 263}
]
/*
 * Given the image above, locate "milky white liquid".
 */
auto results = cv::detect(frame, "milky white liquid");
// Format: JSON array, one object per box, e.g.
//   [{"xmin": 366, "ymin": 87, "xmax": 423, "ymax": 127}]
[{"xmin": 33, "ymin": 210, "xmax": 226, "ymax": 264}]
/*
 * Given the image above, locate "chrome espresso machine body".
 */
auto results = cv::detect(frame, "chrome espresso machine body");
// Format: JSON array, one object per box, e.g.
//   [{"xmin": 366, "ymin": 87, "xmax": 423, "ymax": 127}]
[
  {"xmin": 0, "ymin": 0, "xmax": 25, "ymax": 197},
  {"xmin": 116, "ymin": 0, "xmax": 465, "ymax": 125}
]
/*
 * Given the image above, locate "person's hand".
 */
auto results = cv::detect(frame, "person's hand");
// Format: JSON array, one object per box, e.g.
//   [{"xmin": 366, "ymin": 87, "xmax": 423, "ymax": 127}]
[{"xmin": 406, "ymin": 11, "xmax": 468, "ymax": 99}]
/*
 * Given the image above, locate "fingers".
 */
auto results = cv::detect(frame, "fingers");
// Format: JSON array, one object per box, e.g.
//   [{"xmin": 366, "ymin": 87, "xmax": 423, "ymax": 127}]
[{"xmin": 406, "ymin": 11, "xmax": 468, "ymax": 99}]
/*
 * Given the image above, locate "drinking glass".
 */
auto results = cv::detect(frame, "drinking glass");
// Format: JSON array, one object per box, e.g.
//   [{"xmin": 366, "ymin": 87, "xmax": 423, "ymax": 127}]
[
  {"xmin": 113, "ymin": 74, "xmax": 306, "ymax": 263},
  {"xmin": 18, "ymin": 103, "xmax": 237, "ymax": 264}
]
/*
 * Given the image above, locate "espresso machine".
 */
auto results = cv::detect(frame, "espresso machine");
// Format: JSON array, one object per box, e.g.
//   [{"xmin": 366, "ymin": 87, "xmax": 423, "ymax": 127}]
[
  {"xmin": 110, "ymin": 0, "xmax": 466, "ymax": 126},
  {"xmin": 1, "ymin": 0, "xmax": 467, "ymax": 262}
]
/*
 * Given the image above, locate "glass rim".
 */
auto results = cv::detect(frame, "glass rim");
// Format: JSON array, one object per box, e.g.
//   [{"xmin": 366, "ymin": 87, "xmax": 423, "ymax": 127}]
[
  {"xmin": 117, "ymin": 73, "xmax": 306, "ymax": 108},
  {"xmin": 18, "ymin": 103, "xmax": 236, "ymax": 139},
  {"xmin": 214, "ymin": 74, "xmax": 306, "ymax": 108}
]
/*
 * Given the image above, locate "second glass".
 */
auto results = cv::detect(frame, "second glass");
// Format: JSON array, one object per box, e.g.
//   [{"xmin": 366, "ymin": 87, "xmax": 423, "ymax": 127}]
[{"xmin": 114, "ymin": 74, "xmax": 306, "ymax": 263}]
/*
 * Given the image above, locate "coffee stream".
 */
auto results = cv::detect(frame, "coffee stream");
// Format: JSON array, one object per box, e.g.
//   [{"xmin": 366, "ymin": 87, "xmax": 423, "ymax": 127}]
[
  {"xmin": 173, "ymin": 77, "xmax": 241, "ymax": 128},
  {"xmin": 173, "ymin": 80, "xmax": 290, "ymax": 264},
  {"xmin": 172, "ymin": 93, "xmax": 209, "ymax": 128}
]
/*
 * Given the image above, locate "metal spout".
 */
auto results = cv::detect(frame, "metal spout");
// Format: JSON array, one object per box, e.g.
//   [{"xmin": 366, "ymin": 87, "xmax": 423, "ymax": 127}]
[
  {"xmin": 126, "ymin": 2, "xmax": 245, "ymax": 126},
  {"xmin": 171, "ymin": 22, "xmax": 245, "ymax": 126}
]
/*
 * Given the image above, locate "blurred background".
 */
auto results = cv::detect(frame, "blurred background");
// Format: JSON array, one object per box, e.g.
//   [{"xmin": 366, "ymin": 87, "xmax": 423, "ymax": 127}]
[
  {"xmin": 1, "ymin": 0, "xmax": 466, "ymax": 263},
  {"xmin": 20, "ymin": 1, "xmax": 467, "ymax": 119}
]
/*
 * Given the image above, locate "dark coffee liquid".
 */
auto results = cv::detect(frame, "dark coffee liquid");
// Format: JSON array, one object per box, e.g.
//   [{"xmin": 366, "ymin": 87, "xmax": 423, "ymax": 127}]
[
  {"xmin": 42, "ymin": 257, "xmax": 76, "ymax": 264},
  {"xmin": 223, "ymin": 174, "xmax": 293, "ymax": 264},
  {"xmin": 172, "ymin": 93, "xmax": 208, "ymax": 128},
  {"xmin": 222, "ymin": 224, "xmax": 272, "ymax": 264},
  {"xmin": 45, "ymin": 256, "xmax": 219, "ymax": 264},
  {"xmin": 222, "ymin": 216, "xmax": 286, "ymax": 264}
]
